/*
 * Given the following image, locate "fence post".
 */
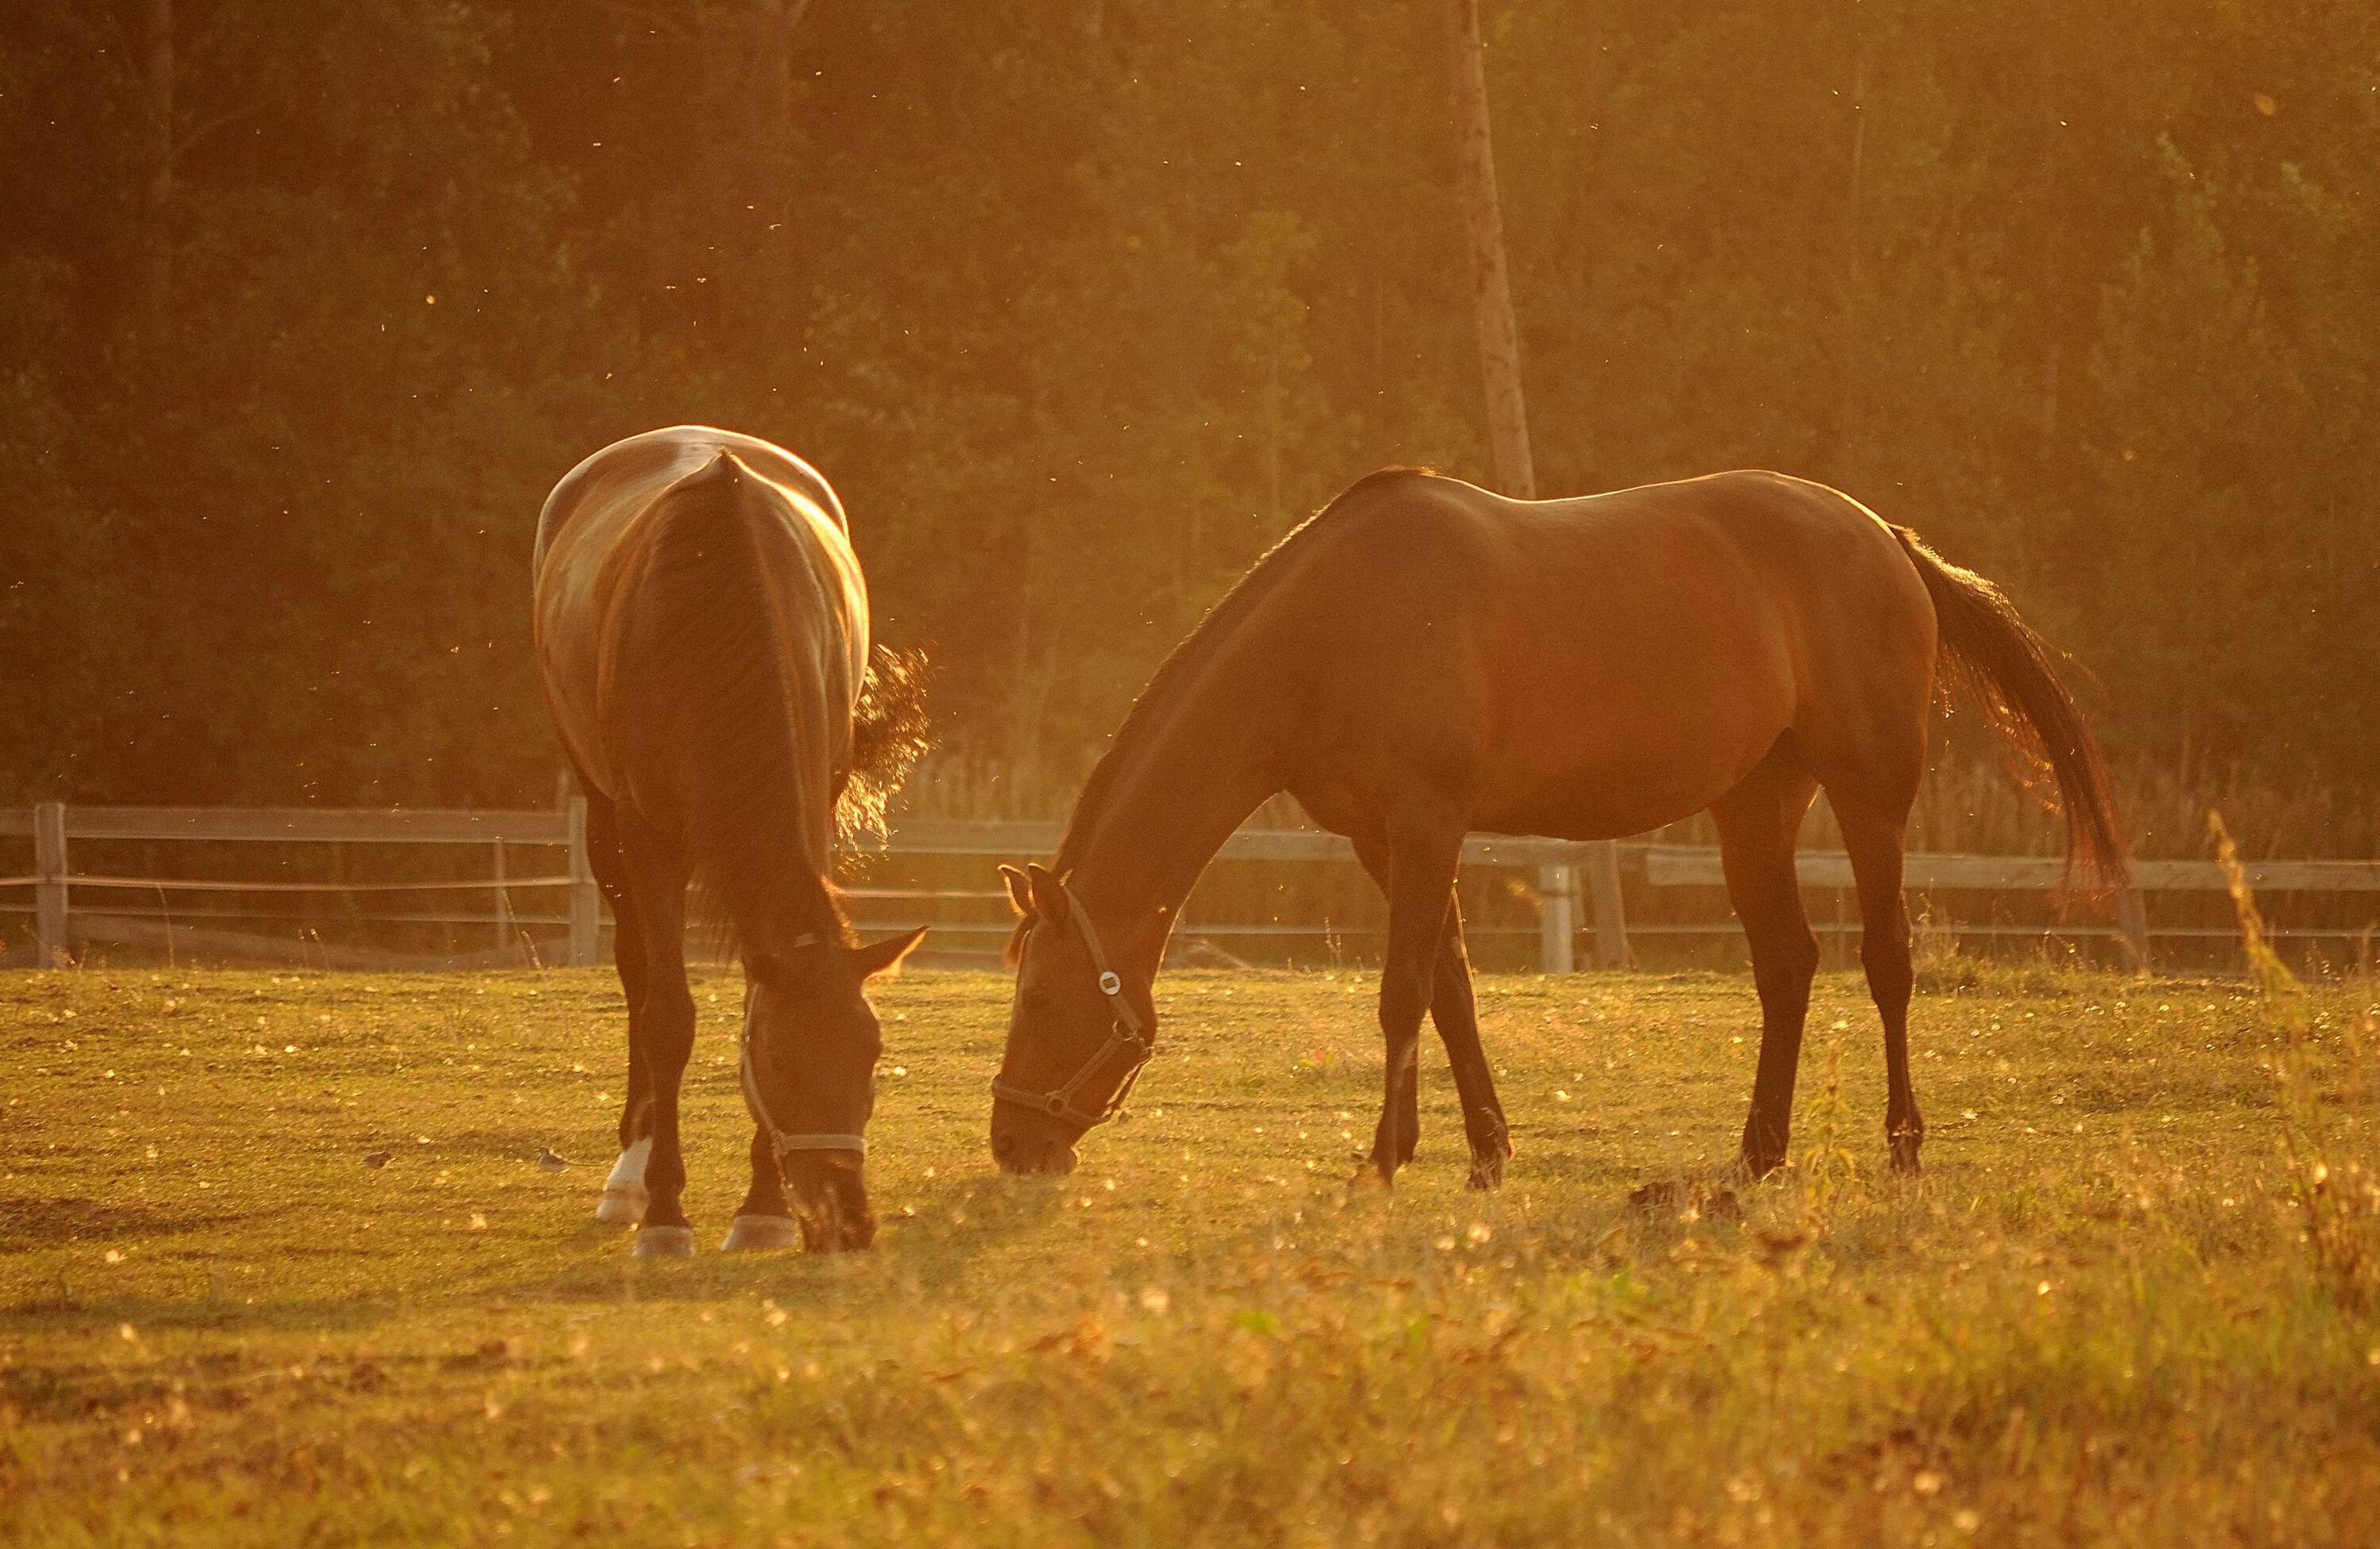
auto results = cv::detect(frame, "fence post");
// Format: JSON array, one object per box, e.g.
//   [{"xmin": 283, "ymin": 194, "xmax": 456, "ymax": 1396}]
[
  {"xmin": 492, "ymin": 839, "xmax": 512, "ymax": 954},
  {"xmin": 1585, "ymin": 840, "xmax": 1630, "ymax": 968},
  {"xmin": 34, "ymin": 801, "xmax": 67, "ymax": 968},
  {"xmin": 1537, "ymin": 864, "xmax": 1576, "ymax": 973},
  {"xmin": 2114, "ymin": 884, "xmax": 2152, "ymax": 977},
  {"xmin": 566, "ymin": 797, "xmax": 599, "ymax": 968}
]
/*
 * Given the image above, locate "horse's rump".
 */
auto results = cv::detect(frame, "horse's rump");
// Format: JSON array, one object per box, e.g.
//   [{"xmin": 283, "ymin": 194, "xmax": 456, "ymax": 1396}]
[{"xmin": 534, "ymin": 429, "xmax": 881, "ymax": 953}]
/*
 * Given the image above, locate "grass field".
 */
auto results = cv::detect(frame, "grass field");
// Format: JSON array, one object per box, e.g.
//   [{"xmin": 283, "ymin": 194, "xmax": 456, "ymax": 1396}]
[{"xmin": 4, "ymin": 958, "xmax": 2378, "ymax": 1545}]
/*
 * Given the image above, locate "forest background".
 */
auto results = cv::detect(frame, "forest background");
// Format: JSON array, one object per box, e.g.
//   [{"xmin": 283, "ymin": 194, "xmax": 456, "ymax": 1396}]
[{"xmin": 4, "ymin": 1, "xmax": 2374, "ymax": 853}]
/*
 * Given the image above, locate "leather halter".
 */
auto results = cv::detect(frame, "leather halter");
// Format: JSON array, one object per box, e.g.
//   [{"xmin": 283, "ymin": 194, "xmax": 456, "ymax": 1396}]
[
  {"xmin": 989, "ymin": 876, "xmax": 1152, "ymax": 1131},
  {"xmin": 739, "ymin": 934, "xmax": 868, "ymax": 1159}
]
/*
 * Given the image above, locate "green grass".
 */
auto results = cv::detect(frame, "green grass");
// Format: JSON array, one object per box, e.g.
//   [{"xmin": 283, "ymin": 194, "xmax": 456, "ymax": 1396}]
[{"xmin": 3, "ymin": 961, "xmax": 2378, "ymax": 1545}]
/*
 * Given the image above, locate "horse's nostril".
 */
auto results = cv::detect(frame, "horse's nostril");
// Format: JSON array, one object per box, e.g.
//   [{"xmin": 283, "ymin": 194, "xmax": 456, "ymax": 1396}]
[{"xmin": 992, "ymin": 1129, "xmax": 1015, "ymax": 1162}]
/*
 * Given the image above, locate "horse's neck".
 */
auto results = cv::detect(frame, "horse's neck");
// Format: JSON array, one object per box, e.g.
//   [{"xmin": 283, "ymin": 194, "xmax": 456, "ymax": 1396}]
[{"xmin": 1069, "ymin": 678, "xmax": 1283, "ymax": 975}]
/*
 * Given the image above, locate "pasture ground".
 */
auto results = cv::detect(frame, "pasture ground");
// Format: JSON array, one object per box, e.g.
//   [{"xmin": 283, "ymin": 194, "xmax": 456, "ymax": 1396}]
[{"xmin": 2, "ymin": 960, "xmax": 2378, "ymax": 1546}]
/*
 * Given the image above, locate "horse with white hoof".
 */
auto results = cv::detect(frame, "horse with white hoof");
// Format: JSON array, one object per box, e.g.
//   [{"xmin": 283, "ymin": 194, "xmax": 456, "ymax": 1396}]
[{"xmin": 536, "ymin": 428, "xmax": 928, "ymax": 1258}]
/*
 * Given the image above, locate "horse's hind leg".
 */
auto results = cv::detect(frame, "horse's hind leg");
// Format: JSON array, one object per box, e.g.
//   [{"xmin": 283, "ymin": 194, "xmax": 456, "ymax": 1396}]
[
  {"xmin": 1712, "ymin": 743, "xmax": 1821, "ymax": 1179},
  {"xmin": 612, "ymin": 813, "xmax": 700, "ymax": 1256},
  {"xmin": 583, "ymin": 789, "xmax": 657, "ymax": 1225},
  {"xmin": 1834, "ymin": 797, "xmax": 1921, "ymax": 1172}
]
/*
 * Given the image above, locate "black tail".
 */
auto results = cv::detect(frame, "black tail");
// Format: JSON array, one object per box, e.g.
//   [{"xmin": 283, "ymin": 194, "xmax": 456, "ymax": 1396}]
[
  {"xmin": 1891, "ymin": 527, "xmax": 2130, "ymax": 892},
  {"xmin": 613, "ymin": 450, "xmax": 843, "ymax": 951},
  {"xmin": 839, "ymin": 645, "xmax": 932, "ymax": 842}
]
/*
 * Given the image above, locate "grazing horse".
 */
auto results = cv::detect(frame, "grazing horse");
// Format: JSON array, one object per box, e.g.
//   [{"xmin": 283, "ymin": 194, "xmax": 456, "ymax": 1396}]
[
  {"xmin": 535, "ymin": 426, "xmax": 925, "ymax": 1256},
  {"xmin": 990, "ymin": 468, "xmax": 2124, "ymax": 1187}
]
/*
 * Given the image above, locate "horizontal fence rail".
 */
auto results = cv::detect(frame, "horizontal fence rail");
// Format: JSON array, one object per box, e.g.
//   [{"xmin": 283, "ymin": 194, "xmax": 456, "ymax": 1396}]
[
  {"xmin": 0, "ymin": 801, "xmax": 599, "ymax": 972},
  {"xmin": 2, "ymin": 804, "xmax": 2374, "ymax": 973}
]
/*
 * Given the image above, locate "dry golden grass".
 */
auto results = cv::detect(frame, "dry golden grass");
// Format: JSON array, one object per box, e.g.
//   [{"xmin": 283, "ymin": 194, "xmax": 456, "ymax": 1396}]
[{"xmin": 2, "ymin": 959, "xmax": 2377, "ymax": 1545}]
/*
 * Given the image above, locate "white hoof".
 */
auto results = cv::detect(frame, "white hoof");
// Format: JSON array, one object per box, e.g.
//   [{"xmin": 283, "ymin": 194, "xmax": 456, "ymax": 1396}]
[
  {"xmin": 720, "ymin": 1214, "xmax": 801, "ymax": 1252},
  {"xmin": 632, "ymin": 1225, "xmax": 695, "ymax": 1258},
  {"xmin": 594, "ymin": 1138, "xmax": 651, "ymax": 1224},
  {"xmin": 595, "ymin": 1185, "xmax": 648, "ymax": 1225}
]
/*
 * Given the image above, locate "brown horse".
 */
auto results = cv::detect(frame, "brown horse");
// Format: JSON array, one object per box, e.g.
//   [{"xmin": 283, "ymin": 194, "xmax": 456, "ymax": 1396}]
[
  {"xmin": 536, "ymin": 426, "xmax": 925, "ymax": 1256},
  {"xmin": 990, "ymin": 468, "xmax": 2123, "ymax": 1187}
]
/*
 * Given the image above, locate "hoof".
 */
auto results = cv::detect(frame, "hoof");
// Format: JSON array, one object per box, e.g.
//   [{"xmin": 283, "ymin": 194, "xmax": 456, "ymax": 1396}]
[
  {"xmin": 633, "ymin": 1224, "xmax": 694, "ymax": 1257},
  {"xmin": 1465, "ymin": 1141, "xmax": 1511, "ymax": 1191},
  {"xmin": 596, "ymin": 1139, "xmax": 653, "ymax": 1224},
  {"xmin": 595, "ymin": 1185, "xmax": 648, "ymax": 1225},
  {"xmin": 720, "ymin": 1214, "xmax": 801, "ymax": 1252}
]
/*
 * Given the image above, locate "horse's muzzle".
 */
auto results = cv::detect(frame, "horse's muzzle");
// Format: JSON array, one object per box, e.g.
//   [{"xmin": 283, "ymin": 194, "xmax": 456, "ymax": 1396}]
[
  {"xmin": 991, "ymin": 1110, "xmax": 1080, "ymax": 1175},
  {"xmin": 785, "ymin": 1154, "xmax": 876, "ymax": 1251}
]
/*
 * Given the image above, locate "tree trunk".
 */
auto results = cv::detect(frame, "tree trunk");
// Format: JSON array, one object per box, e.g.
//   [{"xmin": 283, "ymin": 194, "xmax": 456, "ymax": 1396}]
[
  {"xmin": 142, "ymin": 0, "xmax": 174, "ymax": 315},
  {"xmin": 1441, "ymin": 0, "xmax": 1535, "ymax": 498}
]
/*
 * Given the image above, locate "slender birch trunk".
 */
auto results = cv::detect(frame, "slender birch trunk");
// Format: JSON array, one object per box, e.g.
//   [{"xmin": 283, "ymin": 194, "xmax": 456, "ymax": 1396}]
[
  {"xmin": 1441, "ymin": 0, "xmax": 1535, "ymax": 499},
  {"xmin": 143, "ymin": 0, "xmax": 174, "ymax": 316}
]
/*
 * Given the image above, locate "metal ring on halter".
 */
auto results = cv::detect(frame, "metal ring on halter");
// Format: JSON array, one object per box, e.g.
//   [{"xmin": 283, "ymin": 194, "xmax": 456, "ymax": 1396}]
[
  {"xmin": 739, "ymin": 933, "xmax": 869, "ymax": 1159},
  {"xmin": 989, "ymin": 875, "xmax": 1153, "ymax": 1132}
]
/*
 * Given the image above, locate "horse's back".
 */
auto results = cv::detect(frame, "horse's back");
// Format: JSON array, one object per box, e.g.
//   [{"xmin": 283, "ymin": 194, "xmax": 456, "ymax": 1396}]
[{"xmin": 1272, "ymin": 469, "xmax": 1936, "ymax": 837}]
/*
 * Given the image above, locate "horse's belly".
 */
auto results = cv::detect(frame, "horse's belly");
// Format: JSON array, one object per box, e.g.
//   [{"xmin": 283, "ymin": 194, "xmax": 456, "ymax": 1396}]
[{"xmin": 1471, "ymin": 635, "xmax": 1796, "ymax": 840}]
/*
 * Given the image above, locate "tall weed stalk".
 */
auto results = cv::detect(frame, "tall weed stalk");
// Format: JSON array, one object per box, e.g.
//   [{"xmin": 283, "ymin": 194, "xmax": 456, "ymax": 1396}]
[
  {"xmin": 2211, "ymin": 810, "xmax": 2380, "ymax": 1309},
  {"xmin": 1798, "ymin": 1034, "xmax": 1861, "ymax": 1227}
]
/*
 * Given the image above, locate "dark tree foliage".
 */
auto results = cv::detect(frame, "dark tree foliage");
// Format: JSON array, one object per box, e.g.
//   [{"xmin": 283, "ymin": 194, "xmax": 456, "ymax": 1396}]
[{"xmin": 2, "ymin": 1, "xmax": 2374, "ymax": 807}]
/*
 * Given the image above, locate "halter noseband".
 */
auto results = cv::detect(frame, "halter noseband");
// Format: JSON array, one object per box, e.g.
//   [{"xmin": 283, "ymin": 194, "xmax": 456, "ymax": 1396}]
[
  {"xmin": 739, "ymin": 933, "xmax": 868, "ymax": 1160},
  {"xmin": 989, "ymin": 876, "xmax": 1153, "ymax": 1131}
]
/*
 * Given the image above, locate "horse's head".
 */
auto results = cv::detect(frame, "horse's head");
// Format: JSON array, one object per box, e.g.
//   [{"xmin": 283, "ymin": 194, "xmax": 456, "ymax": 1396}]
[
  {"xmin": 989, "ymin": 863, "xmax": 1158, "ymax": 1175},
  {"xmin": 743, "ymin": 926, "xmax": 926, "ymax": 1248}
]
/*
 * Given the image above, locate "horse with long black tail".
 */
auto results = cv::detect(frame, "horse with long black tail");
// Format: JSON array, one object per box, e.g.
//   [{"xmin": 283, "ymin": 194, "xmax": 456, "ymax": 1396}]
[
  {"xmin": 991, "ymin": 468, "xmax": 2125, "ymax": 1187},
  {"xmin": 536, "ymin": 426, "xmax": 927, "ymax": 1256}
]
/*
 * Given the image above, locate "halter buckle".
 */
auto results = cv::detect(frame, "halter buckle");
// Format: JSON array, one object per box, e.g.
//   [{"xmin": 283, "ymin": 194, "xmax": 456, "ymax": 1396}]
[{"xmin": 1097, "ymin": 970, "xmax": 1121, "ymax": 996}]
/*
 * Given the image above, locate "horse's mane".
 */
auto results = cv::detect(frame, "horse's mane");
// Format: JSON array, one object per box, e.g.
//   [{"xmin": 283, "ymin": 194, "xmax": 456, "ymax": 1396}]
[
  {"xmin": 616, "ymin": 451, "xmax": 851, "ymax": 954},
  {"xmin": 1007, "ymin": 467, "xmax": 1435, "ymax": 962}
]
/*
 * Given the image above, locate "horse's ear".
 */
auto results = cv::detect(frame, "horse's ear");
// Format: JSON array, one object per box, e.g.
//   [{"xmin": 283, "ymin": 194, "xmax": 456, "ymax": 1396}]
[
  {"xmin": 1024, "ymin": 862, "xmax": 1069, "ymax": 923},
  {"xmin": 998, "ymin": 864, "xmax": 1034, "ymax": 918},
  {"xmin": 848, "ymin": 926, "xmax": 927, "ymax": 980}
]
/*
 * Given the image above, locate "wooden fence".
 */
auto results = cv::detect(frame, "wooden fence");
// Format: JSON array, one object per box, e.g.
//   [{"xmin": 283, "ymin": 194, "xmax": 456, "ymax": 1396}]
[
  {"xmin": 3, "ymin": 804, "xmax": 2377, "ymax": 973},
  {"xmin": 0, "ymin": 802, "xmax": 600, "ymax": 972}
]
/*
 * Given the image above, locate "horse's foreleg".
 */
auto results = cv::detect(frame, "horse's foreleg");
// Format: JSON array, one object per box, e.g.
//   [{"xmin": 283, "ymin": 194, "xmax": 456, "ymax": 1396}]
[
  {"xmin": 1349, "ymin": 832, "xmax": 1510, "ymax": 1188},
  {"xmin": 721, "ymin": 1125, "xmax": 801, "ymax": 1252},
  {"xmin": 1426, "ymin": 900, "xmax": 1512, "ymax": 1190},
  {"xmin": 1714, "ymin": 754, "xmax": 1821, "ymax": 1180},
  {"xmin": 1364, "ymin": 820, "xmax": 1463, "ymax": 1186},
  {"xmin": 616, "ymin": 816, "xmax": 698, "ymax": 1256}
]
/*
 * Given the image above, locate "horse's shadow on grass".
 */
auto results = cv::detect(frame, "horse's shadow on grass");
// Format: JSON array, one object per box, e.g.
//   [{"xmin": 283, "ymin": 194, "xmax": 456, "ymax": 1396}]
[
  {"xmin": 0, "ymin": 1195, "xmax": 228, "ymax": 1254},
  {"xmin": 520, "ymin": 1170, "xmax": 1067, "ymax": 1307}
]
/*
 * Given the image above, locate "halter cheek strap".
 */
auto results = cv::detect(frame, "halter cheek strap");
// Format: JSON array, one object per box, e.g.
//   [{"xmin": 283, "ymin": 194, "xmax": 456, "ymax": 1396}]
[
  {"xmin": 741, "ymin": 934, "xmax": 868, "ymax": 1159},
  {"xmin": 988, "ymin": 880, "xmax": 1153, "ymax": 1132}
]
